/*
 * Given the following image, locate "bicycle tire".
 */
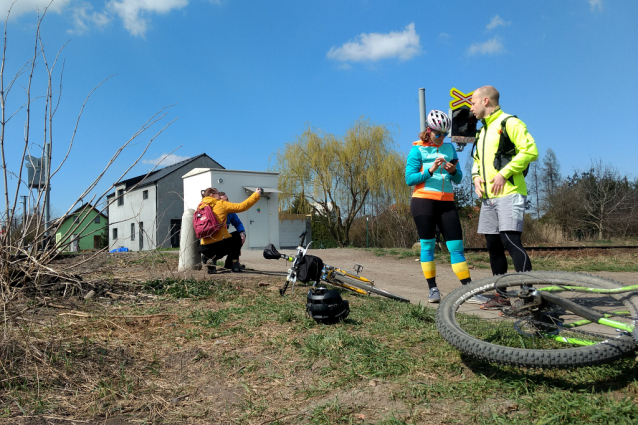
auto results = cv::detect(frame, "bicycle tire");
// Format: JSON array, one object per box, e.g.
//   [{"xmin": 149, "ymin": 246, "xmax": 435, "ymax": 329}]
[
  {"xmin": 332, "ymin": 272, "xmax": 410, "ymax": 303},
  {"xmin": 435, "ymin": 271, "xmax": 638, "ymax": 368}
]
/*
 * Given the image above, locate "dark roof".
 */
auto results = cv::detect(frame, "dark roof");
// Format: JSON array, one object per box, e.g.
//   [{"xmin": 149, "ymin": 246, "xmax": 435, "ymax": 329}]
[
  {"xmin": 110, "ymin": 153, "xmax": 224, "ymax": 194},
  {"xmin": 69, "ymin": 203, "xmax": 107, "ymax": 218},
  {"xmin": 53, "ymin": 203, "xmax": 108, "ymax": 225}
]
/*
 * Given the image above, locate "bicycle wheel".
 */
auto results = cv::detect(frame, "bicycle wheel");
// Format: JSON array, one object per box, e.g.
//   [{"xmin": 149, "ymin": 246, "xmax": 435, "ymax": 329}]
[
  {"xmin": 435, "ymin": 271, "xmax": 638, "ymax": 368},
  {"xmin": 332, "ymin": 271, "xmax": 410, "ymax": 303}
]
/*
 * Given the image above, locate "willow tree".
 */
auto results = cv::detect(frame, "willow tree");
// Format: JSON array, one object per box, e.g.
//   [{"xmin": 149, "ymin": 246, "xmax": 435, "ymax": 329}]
[{"xmin": 275, "ymin": 118, "xmax": 410, "ymax": 247}]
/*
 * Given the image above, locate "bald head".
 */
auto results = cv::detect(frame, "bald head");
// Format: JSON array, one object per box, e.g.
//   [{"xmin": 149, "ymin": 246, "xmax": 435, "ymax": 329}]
[
  {"xmin": 470, "ymin": 86, "xmax": 500, "ymax": 120},
  {"xmin": 475, "ymin": 86, "xmax": 500, "ymax": 106}
]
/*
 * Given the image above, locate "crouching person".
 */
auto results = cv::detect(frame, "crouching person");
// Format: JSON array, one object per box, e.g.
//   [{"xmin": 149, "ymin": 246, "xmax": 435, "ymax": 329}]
[{"xmin": 199, "ymin": 187, "xmax": 262, "ymax": 273}]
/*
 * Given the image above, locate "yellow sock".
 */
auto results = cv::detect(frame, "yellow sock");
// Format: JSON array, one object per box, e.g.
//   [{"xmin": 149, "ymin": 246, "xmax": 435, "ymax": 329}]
[
  {"xmin": 421, "ymin": 261, "xmax": 436, "ymax": 279},
  {"xmin": 451, "ymin": 261, "xmax": 471, "ymax": 281}
]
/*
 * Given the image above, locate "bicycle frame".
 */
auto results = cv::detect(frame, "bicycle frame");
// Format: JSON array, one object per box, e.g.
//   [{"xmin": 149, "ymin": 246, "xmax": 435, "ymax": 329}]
[
  {"xmin": 321, "ymin": 265, "xmax": 370, "ymax": 295},
  {"xmin": 278, "ymin": 231, "xmax": 313, "ymax": 296},
  {"xmin": 497, "ymin": 283, "xmax": 637, "ymax": 346}
]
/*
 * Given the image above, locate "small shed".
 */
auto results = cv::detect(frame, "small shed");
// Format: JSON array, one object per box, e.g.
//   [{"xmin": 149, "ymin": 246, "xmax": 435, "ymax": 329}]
[{"xmin": 183, "ymin": 168, "xmax": 280, "ymax": 249}]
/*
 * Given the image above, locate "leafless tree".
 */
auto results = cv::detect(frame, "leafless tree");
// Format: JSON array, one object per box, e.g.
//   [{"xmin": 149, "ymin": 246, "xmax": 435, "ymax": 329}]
[
  {"xmin": 545, "ymin": 160, "xmax": 637, "ymax": 240},
  {"xmin": 527, "ymin": 161, "xmax": 541, "ymax": 219},
  {"xmin": 539, "ymin": 148, "xmax": 561, "ymax": 215},
  {"xmin": 1, "ymin": 7, "xmax": 176, "ymax": 328}
]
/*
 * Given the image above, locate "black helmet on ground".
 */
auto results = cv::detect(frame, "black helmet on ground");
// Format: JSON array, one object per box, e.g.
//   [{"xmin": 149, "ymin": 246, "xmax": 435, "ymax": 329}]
[{"xmin": 306, "ymin": 287, "xmax": 349, "ymax": 324}]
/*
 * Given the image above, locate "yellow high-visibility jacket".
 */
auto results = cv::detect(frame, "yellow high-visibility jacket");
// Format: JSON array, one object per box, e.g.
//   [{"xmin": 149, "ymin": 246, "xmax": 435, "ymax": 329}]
[{"xmin": 471, "ymin": 107, "xmax": 538, "ymax": 198}]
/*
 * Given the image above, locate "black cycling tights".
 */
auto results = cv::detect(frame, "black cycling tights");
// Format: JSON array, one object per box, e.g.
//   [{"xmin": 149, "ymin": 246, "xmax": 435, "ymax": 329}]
[
  {"xmin": 410, "ymin": 198, "xmax": 463, "ymax": 241},
  {"xmin": 485, "ymin": 232, "xmax": 532, "ymax": 275}
]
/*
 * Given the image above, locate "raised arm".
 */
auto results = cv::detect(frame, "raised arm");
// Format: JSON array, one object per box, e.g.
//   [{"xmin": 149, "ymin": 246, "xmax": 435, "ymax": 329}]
[{"xmin": 221, "ymin": 190, "xmax": 261, "ymax": 214}]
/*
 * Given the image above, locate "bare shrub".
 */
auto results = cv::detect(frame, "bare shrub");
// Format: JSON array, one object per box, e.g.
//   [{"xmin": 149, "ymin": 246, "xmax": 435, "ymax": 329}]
[
  {"xmin": 0, "ymin": 7, "xmax": 175, "ymax": 405},
  {"xmin": 460, "ymin": 215, "xmax": 484, "ymax": 248},
  {"xmin": 349, "ymin": 204, "xmax": 417, "ymax": 248},
  {"xmin": 522, "ymin": 218, "xmax": 568, "ymax": 245}
]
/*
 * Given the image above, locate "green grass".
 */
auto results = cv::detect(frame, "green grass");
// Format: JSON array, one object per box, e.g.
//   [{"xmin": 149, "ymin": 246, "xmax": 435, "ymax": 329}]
[
  {"xmin": 157, "ymin": 282, "xmax": 638, "ymax": 424},
  {"xmin": 367, "ymin": 247, "xmax": 418, "ymax": 259}
]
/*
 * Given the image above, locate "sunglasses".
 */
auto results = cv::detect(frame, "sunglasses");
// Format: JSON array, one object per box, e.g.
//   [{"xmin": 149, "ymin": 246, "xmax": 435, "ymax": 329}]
[{"xmin": 432, "ymin": 131, "xmax": 447, "ymax": 138}]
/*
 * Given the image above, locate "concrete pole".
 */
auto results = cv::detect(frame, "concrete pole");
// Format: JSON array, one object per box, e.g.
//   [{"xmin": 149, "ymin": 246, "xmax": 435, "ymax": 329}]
[
  {"xmin": 419, "ymin": 88, "xmax": 426, "ymax": 132},
  {"xmin": 21, "ymin": 196, "xmax": 27, "ymax": 227},
  {"xmin": 178, "ymin": 208, "xmax": 200, "ymax": 271}
]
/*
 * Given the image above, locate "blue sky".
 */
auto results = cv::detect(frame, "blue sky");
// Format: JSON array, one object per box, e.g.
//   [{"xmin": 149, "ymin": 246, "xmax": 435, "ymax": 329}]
[{"xmin": 1, "ymin": 0, "xmax": 636, "ymax": 217}]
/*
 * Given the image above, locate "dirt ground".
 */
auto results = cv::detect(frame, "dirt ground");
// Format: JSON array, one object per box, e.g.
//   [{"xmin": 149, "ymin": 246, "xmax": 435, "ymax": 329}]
[{"xmin": 229, "ymin": 248, "xmax": 638, "ymax": 305}]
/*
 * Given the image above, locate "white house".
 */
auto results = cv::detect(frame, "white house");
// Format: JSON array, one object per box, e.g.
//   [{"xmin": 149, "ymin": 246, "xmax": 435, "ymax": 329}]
[
  {"xmin": 182, "ymin": 168, "xmax": 281, "ymax": 250},
  {"xmin": 107, "ymin": 154, "xmax": 223, "ymax": 251}
]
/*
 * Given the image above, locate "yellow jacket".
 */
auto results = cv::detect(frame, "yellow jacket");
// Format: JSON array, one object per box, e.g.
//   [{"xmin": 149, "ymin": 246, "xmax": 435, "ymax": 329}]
[
  {"xmin": 471, "ymin": 108, "xmax": 538, "ymax": 198},
  {"xmin": 198, "ymin": 191, "xmax": 260, "ymax": 245}
]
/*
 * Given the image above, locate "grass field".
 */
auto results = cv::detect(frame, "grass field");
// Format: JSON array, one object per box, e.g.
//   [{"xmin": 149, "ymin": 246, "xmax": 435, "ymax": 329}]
[{"xmin": 1, "ymin": 252, "xmax": 638, "ymax": 424}]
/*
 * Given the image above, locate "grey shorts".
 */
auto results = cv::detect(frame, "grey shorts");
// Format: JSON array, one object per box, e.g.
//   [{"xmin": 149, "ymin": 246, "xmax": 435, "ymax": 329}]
[{"xmin": 477, "ymin": 193, "xmax": 526, "ymax": 234}]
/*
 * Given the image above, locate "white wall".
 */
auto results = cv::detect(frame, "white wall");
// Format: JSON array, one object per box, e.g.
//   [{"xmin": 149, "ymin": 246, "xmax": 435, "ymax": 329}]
[
  {"xmin": 279, "ymin": 218, "xmax": 311, "ymax": 248},
  {"xmin": 183, "ymin": 168, "xmax": 280, "ymax": 249},
  {"xmin": 108, "ymin": 184, "xmax": 157, "ymax": 251}
]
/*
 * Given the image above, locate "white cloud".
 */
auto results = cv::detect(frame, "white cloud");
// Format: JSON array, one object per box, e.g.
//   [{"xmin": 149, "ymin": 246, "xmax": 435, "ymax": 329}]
[
  {"xmin": 486, "ymin": 15, "xmax": 510, "ymax": 30},
  {"xmin": 588, "ymin": 0, "xmax": 603, "ymax": 12},
  {"xmin": 327, "ymin": 23, "xmax": 421, "ymax": 63},
  {"xmin": 0, "ymin": 0, "xmax": 205, "ymax": 37},
  {"xmin": 467, "ymin": 36, "xmax": 504, "ymax": 56},
  {"xmin": 0, "ymin": 0, "xmax": 73, "ymax": 17},
  {"xmin": 107, "ymin": 0, "xmax": 188, "ymax": 37},
  {"xmin": 69, "ymin": 2, "xmax": 110, "ymax": 34},
  {"xmin": 142, "ymin": 153, "xmax": 190, "ymax": 167}
]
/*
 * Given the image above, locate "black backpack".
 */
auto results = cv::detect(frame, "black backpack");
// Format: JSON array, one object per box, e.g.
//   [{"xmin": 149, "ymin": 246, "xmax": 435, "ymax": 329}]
[
  {"xmin": 472, "ymin": 115, "xmax": 529, "ymax": 184},
  {"xmin": 296, "ymin": 255, "xmax": 324, "ymax": 284}
]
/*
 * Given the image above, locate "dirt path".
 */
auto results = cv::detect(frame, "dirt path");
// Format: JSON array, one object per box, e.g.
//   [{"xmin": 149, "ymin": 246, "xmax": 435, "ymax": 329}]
[{"xmin": 235, "ymin": 248, "xmax": 638, "ymax": 306}]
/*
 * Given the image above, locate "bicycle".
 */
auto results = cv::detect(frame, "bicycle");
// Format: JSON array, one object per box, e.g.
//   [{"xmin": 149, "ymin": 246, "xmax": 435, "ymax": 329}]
[
  {"xmin": 435, "ymin": 271, "xmax": 638, "ymax": 368},
  {"xmin": 263, "ymin": 232, "xmax": 410, "ymax": 303}
]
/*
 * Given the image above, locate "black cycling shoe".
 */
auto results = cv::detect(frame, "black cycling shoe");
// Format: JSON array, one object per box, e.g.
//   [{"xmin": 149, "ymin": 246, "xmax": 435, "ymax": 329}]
[{"xmin": 227, "ymin": 261, "xmax": 246, "ymax": 272}]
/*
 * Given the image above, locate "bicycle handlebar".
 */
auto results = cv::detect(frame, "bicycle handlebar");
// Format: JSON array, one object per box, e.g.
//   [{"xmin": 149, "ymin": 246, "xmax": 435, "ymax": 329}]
[{"xmin": 298, "ymin": 231, "xmax": 307, "ymax": 247}]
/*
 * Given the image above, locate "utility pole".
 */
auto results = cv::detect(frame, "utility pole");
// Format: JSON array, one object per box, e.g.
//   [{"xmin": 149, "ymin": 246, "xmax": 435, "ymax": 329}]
[
  {"xmin": 43, "ymin": 142, "xmax": 51, "ymax": 237},
  {"xmin": 21, "ymin": 196, "xmax": 27, "ymax": 226},
  {"xmin": 419, "ymin": 88, "xmax": 426, "ymax": 132}
]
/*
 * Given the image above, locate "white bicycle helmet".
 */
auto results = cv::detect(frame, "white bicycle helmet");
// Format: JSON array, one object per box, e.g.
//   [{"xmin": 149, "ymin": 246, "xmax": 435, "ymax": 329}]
[{"xmin": 427, "ymin": 110, "xmax": 451, "ymax": 133}]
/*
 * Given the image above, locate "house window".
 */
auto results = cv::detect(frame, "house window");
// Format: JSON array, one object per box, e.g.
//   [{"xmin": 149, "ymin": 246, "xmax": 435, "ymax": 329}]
[
  {"xmin": 143, "ymin": 190, "xmax": 148, "ymax": 200},
  {"xmin": 112, "ymin": 228, "xmax": 118, "ymax": 240},
  {"xmin": 74, "ymin": 216, "xmax": 80, "ymax": 223},
  {"xmin": 131, "ymin": 223, "xmax": 135, "ymax": 241},
  {"xmin": 94, "ymin": 216, "xmax": 100, "ymax": 224},
  {"xmin": 117, "ymin": 189, "xmax": 124, "ymax": 206}
]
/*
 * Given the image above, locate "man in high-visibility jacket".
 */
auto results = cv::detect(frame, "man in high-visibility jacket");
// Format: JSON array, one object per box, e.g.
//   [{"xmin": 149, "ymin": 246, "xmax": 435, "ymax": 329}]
[{"xmin": 470, "ymin": 86, "xmax": 539, "ymax": 309}]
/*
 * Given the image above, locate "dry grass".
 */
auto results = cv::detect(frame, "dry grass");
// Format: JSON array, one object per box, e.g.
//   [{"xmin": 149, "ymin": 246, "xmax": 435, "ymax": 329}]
[
  {"xmin": 462, "ymin": 248, "xmax": 638, "ymax": 272},
  {"xmin": 2, "ymin": 251, "xmax": 638, "ymax": 424}
]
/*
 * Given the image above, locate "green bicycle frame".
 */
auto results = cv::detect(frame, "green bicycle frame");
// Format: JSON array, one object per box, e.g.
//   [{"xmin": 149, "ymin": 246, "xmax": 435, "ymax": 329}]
[{"xmin": 513, "ymin": 286, "xmax": 637, "ymax": 346}]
